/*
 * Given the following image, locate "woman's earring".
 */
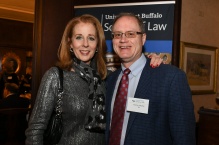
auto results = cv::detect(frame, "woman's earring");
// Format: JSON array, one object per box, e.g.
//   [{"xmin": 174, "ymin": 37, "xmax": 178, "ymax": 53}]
[
  {"xmin": 96, "ymin": 49, "xmax": 98, "ymax": 53},
  {"xmin": 70, "ymin": 48, "xmax": 74, "ymax": 52}
]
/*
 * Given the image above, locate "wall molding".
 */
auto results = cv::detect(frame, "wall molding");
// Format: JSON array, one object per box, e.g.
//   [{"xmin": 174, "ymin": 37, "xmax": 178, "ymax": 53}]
[{"xmin": 0, "ymin": 1, "xmax": 34, "ymax": 23}]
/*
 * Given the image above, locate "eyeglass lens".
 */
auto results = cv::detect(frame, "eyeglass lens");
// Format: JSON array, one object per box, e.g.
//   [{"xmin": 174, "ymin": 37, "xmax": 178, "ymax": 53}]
[{"xmin": 112, "ymin": 31, "xmax": 142, "ymax": 39}]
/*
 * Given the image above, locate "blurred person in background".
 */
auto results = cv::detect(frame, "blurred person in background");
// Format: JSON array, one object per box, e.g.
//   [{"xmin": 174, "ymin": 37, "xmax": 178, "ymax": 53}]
[
  {"xmin": 0, "ymin": 57, "xmax": 19, "ymax": 100},
  {"xmin": 19, "ymin": 67, "xmax": 32, "ymax": 98},
  {"xmin": 0, "ymin": 83, "xmax": 30, "ymax": 109}
]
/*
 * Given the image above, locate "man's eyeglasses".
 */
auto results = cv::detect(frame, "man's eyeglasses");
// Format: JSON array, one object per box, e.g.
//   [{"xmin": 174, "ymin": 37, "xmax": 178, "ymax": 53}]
[{"xmin": 111, "ymin": 31, "xmax": 143, "ymax": 39}]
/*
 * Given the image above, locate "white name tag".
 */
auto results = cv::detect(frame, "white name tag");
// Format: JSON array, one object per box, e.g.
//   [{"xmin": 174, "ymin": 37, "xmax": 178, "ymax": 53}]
[{"xmin": 127, "ymin": 98, "xmax": 149, "ymax": 114}]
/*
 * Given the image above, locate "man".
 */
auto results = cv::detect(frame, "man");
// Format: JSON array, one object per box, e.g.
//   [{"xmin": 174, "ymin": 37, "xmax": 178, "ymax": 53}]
[
  {"xmin": 19, "ymin": 66, "xmax": 32, "ymax": 95},
  {"xmin": 0, "ymin": 83, "xmax": 30, "ymax": 144},
  {"xmin": 106, "ymin": 13, "xmax": 196, "ymax": 145},
  {"xmin": 0, "ymin": 58, "xmax": 19, "ymax": 99},
  {"xmin": 0, "ymin": 83, "xmax": 30, "ymax": 109}
]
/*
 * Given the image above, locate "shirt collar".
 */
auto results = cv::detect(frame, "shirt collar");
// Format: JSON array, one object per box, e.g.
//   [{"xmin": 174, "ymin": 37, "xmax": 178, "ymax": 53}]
[{"xmin": 121, "ymin": 54, "xmax": 146, "ymax": 77}]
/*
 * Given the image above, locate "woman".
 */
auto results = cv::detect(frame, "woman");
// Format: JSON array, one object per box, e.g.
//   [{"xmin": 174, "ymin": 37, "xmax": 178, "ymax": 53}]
[
  {"xmin": 25, "ymin": 14, "xmax": 162, "ymax": 145},
  {"xmin": 26, "ymin": 14, "xmax": 107, "ymax": 145}
]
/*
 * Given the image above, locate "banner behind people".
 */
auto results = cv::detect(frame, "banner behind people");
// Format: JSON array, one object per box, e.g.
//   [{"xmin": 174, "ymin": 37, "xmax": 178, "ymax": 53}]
[{"xmin": 75, "ymin": 1, "xmax": 175, "ymax": 68}]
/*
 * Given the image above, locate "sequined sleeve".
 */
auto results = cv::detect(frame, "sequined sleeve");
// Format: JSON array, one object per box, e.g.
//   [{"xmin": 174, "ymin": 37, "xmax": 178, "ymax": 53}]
[{"xmin": 25, "ymin": 67, "xmax": 59, "ymax": 145}]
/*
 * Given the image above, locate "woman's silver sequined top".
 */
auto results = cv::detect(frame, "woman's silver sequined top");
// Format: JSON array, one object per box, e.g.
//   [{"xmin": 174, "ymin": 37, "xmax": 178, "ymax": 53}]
[{"xmin": 25, "ymin": 67, "xmax": 105, "ymax": 145}]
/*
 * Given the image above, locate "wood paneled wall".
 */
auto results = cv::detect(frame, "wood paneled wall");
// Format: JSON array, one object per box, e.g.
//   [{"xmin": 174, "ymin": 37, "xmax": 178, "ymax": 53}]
[
  {"xmin": 0, "ymin": 19, "xmax": 33, "ymax": 50},
  {"xmin": 0, "ymin": 19, "xmax": 33, "ymax": 76},
  {"xmin": 31, "ymin": 0, "xmax": 74, "ymax": 105}
]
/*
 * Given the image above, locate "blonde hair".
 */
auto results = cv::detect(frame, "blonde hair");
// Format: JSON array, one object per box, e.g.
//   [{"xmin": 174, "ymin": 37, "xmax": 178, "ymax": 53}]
[{"xmin": 56, "ymin": 14, "xmax": 107, "ymax": 79}]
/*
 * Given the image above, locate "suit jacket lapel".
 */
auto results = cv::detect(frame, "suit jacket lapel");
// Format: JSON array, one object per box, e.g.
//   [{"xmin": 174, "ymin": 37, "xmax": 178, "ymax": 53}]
[
  {"xmin": 106, "ymin": 68, "xmax": 121, "ymax": 135},
  {"xmin": 126, "ymin": 59, "xmax": 153, "ymax": 136},
  {"xmin": 106, "ymin": 68, "xmax": 121, "ymax": 110}
]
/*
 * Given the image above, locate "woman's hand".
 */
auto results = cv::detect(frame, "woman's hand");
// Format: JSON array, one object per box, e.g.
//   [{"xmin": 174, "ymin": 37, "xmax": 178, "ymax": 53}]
[{"xmin": 147, "ymin": 53, "xmax": 164, "ymax": 68}]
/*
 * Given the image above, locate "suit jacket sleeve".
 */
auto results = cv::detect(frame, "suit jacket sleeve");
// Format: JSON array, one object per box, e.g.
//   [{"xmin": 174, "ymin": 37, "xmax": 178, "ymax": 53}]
[{"xmin": 168, "ymin": 69, "xmax": 196, "ymax": 145}]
